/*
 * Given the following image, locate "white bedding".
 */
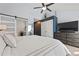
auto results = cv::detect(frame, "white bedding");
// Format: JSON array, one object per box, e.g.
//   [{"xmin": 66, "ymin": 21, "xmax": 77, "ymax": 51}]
[{"xmin": 2, "ymin": 35, "xmax": 71, "ymax": 56}]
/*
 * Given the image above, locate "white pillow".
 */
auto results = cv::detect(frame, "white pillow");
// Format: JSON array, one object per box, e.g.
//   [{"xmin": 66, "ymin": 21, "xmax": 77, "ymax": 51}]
[
  {"xmin": 0, "ymin": 36, "xmax": 6, "ymax": 56},
  {"xmin": 3, "ymin": 34, "xmax": 16, "ymax": 48}
]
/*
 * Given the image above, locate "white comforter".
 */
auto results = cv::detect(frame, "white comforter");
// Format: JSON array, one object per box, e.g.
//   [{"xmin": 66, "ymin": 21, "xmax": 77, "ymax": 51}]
[{"xmin": 2, "ymin": 35, "xmax": 71, "ymax": 56}]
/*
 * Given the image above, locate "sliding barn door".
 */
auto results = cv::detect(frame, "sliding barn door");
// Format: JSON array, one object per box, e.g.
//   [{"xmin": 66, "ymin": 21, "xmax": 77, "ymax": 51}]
[
  {"xmin": 0, "ymin": 15, "xmax": 16, "ymax": 35},
  {"xmin": 41, "ymin": 20, "xmax": 53, "ymax": 38},
  {"xmin": 16, "ymin": 18, "xmax": 28, "ymax": 36}
]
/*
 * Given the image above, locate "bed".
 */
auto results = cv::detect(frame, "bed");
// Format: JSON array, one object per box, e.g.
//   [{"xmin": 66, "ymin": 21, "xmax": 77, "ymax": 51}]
[{"xmin": 0, "ymin": 34, "xmax": 71, "ymax": 56}]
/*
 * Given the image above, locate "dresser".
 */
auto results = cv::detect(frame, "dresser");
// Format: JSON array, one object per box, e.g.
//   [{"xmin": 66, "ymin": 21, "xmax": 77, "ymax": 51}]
[{"xmin": 54, "ymin": 32, "xmax": 79, "ymax": 47}]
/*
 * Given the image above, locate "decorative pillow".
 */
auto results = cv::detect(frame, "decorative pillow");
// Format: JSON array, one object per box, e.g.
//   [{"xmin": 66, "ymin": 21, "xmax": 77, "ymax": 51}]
[
  {"xmin": 0, "ymin": 36, "xmax": 6, "ymax": 56},
  {"xmin": 3, "ymin": 34, "xmax": 16, "ymax": 48}
]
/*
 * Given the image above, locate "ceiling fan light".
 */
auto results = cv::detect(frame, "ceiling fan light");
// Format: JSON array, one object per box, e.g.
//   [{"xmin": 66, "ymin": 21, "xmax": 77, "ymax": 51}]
[{"xmin": 42, "ymin": 7, "xmax": 46, "ymax": 10}]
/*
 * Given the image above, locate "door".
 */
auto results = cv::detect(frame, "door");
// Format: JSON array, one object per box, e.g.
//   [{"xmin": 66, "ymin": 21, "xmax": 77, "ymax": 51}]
[
  {"xmin": 41, "ymin": 20, "xmax": 53, "ymax": 38},
  {"xmin": 34, "ymin": 21, "xmax": 41, "ymax": 36},
  {"xmin": 16, "ymin": 18, "xmax": 27, "ymax": 36}
]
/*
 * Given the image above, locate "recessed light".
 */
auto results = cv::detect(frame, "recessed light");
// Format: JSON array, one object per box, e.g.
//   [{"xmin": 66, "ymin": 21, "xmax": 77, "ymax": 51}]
[{"xmin": 37, "ymin": 21, "xmax": 41, "ymax": 24}]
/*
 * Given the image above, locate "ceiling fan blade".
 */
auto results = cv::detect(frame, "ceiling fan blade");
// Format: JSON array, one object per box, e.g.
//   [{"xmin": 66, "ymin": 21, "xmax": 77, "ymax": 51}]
[
  {"xmin": 41, "ymin": 10, "xmax": 43, "ymax": 13},
  {"xmin": 34, "ymin": 7, "xmax": 42, "ymax": 9},
  {"xmin": 46, "ymin": 3, "xmax": 54, "ymax": 7},
  {"xmin": 47, "ymin": 8, "xmax": 52, "ymax": 12},
  {"xmin": 42, "ymin": 3, "xmax": 45, "ymax": 7}
]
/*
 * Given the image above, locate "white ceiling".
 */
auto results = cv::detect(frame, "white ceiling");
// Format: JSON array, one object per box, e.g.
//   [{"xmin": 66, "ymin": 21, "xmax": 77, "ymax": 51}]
[
  {"xmin": 0, "ymin": 3, "xmax": 79, "ymax": 17},
  {"xmin": 0, "ymin": 3, "xmax": 79, "ymax": 23}
]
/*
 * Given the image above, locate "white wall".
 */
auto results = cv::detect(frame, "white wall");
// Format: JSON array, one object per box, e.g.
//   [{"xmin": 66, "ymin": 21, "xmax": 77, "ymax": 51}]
[{"xmin": 57, "ymin": 11, "xmax": 79, "ymax": 23}]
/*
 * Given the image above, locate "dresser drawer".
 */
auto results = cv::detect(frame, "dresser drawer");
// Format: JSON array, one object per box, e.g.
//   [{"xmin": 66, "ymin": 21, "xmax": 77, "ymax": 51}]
[
  {"xmin": 60, "ymin": 37, "xmax": 67, "ymax": 41},
  {"xmin": 60, "ymin": 33, "xmax": 67, "ymax": 37},
  {"xmin": 67, "ymin": 38, "xmax": 79, "ymax": 42},
  {"xmin": 67, "ymin": 41, "xmax": 79, "ymax": 47},
  {"xmin": 67, "ymin": 35, "xmax": 79, "ymax": 39},
  {"xmin": 72, "ymin": 42, "xmax": 79, "ymax": 47},
  {"xmin": 54, "ymin": 36, "xmax": 62, "ymax": 39},
  {"xmin": 60, "ymin": 40, "xmax": 66, "ymax": 44},
  {"xmin": 67, "ymin": 38, "xmax": 73, "ymax": 42},
  {"xmin": 73, "ymin": 39, "xmax": 79, "ymax": 42}
]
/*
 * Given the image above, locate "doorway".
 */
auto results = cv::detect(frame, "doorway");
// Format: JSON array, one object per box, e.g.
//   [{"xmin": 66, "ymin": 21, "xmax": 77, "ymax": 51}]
[{"xmin": 34, "ymin": 21, "xmax": 41, "ymax": 36}]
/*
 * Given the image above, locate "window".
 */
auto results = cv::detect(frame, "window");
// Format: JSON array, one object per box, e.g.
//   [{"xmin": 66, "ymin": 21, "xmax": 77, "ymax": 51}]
[{"xmin": 28, "ymin": 25, "xmax": 32, "ymax": 32}]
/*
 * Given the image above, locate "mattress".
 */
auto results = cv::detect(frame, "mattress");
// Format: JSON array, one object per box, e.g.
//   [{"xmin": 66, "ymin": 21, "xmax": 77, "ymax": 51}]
[{"xmin": 2, "ymin": 35, "xmax": 71, "ymax": 56}]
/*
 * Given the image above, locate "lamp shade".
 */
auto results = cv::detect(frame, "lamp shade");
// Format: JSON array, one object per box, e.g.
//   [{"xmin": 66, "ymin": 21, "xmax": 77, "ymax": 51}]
[{"xmin": 0, "ymin": 25, "xmax": 7, "ymax": 31}]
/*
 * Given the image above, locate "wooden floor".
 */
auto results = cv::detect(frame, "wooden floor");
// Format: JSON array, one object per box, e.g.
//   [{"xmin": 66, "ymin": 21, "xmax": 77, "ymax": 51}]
[{"xmin": 66, "ymin": 45, "xmax": 79, "ymax": 56}]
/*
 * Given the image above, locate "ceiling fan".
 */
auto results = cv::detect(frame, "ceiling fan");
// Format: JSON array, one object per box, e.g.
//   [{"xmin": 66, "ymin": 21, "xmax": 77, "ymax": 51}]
[{"xmin": 34, "ymin": 3, "xmax": 55, "ymax": 13}]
